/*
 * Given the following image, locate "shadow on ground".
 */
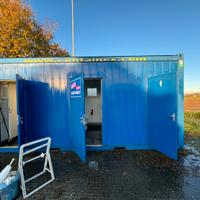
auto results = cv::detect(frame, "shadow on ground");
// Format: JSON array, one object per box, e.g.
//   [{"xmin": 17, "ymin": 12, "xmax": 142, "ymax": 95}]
[{"xmin": 0, "ymin": 135, "xmax": 200, "ymax": 200}]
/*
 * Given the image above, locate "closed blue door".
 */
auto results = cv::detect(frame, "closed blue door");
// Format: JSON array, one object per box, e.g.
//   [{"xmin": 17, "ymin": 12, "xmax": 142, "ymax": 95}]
[
  {"xmin": 16, "ymin": 74, "xmax": 26, "ymax": 146},
  {"xmin": 148, "ymin": 73, "xmax": 177, "ymax": 160},
  {"xmin": 70, "ymin": 73, "xmax": 86, "ymax": 162}
]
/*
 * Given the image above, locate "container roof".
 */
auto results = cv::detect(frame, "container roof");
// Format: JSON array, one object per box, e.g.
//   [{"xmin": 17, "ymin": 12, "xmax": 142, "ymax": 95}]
[{"xmin": 0, "ymin": 54, "xmax": 183, "ymax": 64}]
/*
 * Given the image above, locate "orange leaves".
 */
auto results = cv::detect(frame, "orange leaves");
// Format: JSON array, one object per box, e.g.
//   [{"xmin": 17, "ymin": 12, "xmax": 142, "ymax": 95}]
[{"xmin": 0, "ymin": 0, "xmax": 68, "ymax": 58}]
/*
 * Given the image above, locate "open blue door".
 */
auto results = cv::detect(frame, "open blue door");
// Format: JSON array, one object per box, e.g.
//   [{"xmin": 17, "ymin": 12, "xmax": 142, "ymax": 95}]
[
  {"xmin": 70, "ymin": 73, "xmax": 86, "ymax": 162},
  {"xmin": 16, "ymin": 76, "xmax": 52, "ymax": 146},
  {"xmin": 148, "ymin": 72, "xmax": 178, "ymax": 160},
  {"xmin": 16, "ymin": 74, "xmax": 26, "ymax": 146}
]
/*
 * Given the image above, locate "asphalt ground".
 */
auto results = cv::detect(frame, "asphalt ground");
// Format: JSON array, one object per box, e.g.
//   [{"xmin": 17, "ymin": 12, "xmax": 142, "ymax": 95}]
[{"xmin": 0, "ymin": 135, "xmax": 200, "ymax": 200}]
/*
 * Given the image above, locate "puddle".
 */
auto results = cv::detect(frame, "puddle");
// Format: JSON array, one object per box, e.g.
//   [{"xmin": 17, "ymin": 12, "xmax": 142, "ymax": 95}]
[{"xmin": 183, "ymin": 142, "xmax": 200, "ymax": 168}]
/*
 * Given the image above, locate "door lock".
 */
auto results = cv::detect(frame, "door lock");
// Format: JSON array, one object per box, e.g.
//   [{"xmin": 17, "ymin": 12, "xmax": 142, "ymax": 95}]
[{"xmin": 169, "ymin": 113, "xmax": 176, "ymax": 122}]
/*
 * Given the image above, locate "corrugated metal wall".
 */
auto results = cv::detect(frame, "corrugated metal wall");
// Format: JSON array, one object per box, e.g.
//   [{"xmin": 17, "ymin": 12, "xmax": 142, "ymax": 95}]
[{"xmin": 0, "ymin": 56, "xmax": 184, "ymax": 150}]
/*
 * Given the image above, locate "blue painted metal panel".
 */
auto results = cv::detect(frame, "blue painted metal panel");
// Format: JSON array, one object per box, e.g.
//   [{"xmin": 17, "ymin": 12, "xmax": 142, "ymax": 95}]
[
  {"xmin": 0, "ymin": 147, "xmax": 18, "ymax": 153},
  {"xmin": 148, "ymin": 73, "xmax": 178, "ymax": 160},
  {"xmin": 0, "ymin": 55, "xmax": 184, "ymax": 160},
  {"xmin": 177, "ymin": 65, "xmax": 184, "ymax": 149},
  {"xmin": 25, "ymin": 79, "xmax": 69, "ymax": 149},
  {"xmin": 25, "ymin": 81, "xmax": 50, "ymax": 141},
  {"xmin": 69, "ymin": 73, "xmax": 86, "ymax": 162},
  {"xmin": 16, "ymin": 74, "xmax": 26, "ymax": 146}
]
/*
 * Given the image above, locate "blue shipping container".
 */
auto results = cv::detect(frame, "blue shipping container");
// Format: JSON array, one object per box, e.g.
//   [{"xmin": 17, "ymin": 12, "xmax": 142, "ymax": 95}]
[{"xmin": 0, "ymin": 55, "xmax": 184, "ymax": 161}]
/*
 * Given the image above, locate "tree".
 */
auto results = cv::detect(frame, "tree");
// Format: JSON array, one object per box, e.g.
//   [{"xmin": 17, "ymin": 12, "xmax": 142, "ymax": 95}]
[{"xmin": 0, "ymin": 0, "xmax": 69, "ymax": 58}]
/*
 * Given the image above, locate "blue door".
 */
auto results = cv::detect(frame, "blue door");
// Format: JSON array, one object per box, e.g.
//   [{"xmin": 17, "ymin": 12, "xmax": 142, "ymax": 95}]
[
  {"xmin": 16, "ymin": 74, "xmax": 26, "ymax": 146},
  {"xmin": 16, "ymin": 77, "xmax": 51, "ymax": 146},
  {"xmin": 148, "ymin": 73, "xmax": 177, "ymax": 160},
  {"xmin": 70, "ymin": 73, "xmax": 86, "ymax": 162}
]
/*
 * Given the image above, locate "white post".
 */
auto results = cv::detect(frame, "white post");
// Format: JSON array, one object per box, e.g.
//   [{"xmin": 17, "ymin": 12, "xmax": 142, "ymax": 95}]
[{"xmin": 72, "ymin": 0, "xmax": 75, "ymax": 56}]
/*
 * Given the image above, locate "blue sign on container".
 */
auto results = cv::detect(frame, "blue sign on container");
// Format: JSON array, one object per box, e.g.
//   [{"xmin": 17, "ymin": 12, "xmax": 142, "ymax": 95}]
[{"xmin": 70, "ymin": 78, "xmax": 81, "ymax": 97}]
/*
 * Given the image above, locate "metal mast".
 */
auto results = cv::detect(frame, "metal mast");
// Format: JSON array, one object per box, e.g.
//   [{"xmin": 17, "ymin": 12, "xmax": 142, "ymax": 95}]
[{"xmin": 71, "ymin": 0, "xmax": 75, "ymax": 56}]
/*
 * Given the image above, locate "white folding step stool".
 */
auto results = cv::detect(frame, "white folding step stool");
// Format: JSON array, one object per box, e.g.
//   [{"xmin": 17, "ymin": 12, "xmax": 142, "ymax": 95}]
[{"xmin": 18, "ymin": 137, "xmax": 55, "ymax": 199}]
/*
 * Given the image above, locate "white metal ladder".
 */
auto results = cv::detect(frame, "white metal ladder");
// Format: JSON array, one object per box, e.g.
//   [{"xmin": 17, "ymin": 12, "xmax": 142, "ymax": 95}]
[{"xmin": 18, "ymin": 137, "xmax": 55, "ymax": 199}]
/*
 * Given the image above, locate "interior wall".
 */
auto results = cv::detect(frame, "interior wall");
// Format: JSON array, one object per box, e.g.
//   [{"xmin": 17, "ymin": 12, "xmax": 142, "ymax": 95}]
[
  {"xmin": 0, "ymin": 82, "xmax": 17, "ymax": 143},
  {"xmin": 8, "ymin": 83, "xmax": 17, "ymax": 139},
  {"xmin": 0, "ymin": 83, "xmax": 9, "ymax": 142},
  {"xmin": 85, "ymin": 79, "xmax": 102, "ymax": 124}
]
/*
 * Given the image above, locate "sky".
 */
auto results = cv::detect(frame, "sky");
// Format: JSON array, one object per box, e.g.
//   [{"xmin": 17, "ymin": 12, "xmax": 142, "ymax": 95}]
[{"xmin": 29, "ymin": 0, "xmax": 200, "ymax": 93}]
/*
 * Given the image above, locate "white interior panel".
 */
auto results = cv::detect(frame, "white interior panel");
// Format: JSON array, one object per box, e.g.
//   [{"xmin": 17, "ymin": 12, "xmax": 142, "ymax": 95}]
[
  {"xmin": 85, "ymin": 79, "xmax": 102, "ymax": 123},
  {"xmin": 0, "ymin": 82, "xmax": 17, "ymax": 144},
  {"xmin": 8, "ymin": 83, "xmax": 17, "ymax": 139},
  {"xmin": 0, "ymin": 83, "xmax": 9, "ymax": 142}
]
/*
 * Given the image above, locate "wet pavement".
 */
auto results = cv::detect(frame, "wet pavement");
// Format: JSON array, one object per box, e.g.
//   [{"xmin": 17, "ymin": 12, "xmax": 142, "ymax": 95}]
[{"xmin": 0, "ymin": 136, "xmax": 200, "ymax": 200}]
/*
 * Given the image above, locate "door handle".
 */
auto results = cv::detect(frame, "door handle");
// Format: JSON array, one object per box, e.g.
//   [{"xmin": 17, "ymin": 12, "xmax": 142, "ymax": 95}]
[
  {"xmin": 80, "ymin": 114, "xmax": 88, "ymax": 126},
  {"xmin": 169, "ymin": 113, "xmax": 176, "ymax": 122},
  {"xmin": 18, "ymin": 115, "xmax": 23, "ymax": 125},
  {"xmin": 80, "ymin": 114, "xmax": 88, "ymax": 131}
]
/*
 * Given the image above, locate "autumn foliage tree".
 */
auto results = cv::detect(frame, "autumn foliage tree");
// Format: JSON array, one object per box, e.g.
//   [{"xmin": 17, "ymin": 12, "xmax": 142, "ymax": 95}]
[{"xmin": 0, "ymin": 0, "xmax": 69, "ymax": 58}]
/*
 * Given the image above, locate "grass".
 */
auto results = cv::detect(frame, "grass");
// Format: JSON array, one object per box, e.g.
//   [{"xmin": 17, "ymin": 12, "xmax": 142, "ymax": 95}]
[{"xmin": 185, "ymin": 112, "xmax": 200, "ymax": 137}]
